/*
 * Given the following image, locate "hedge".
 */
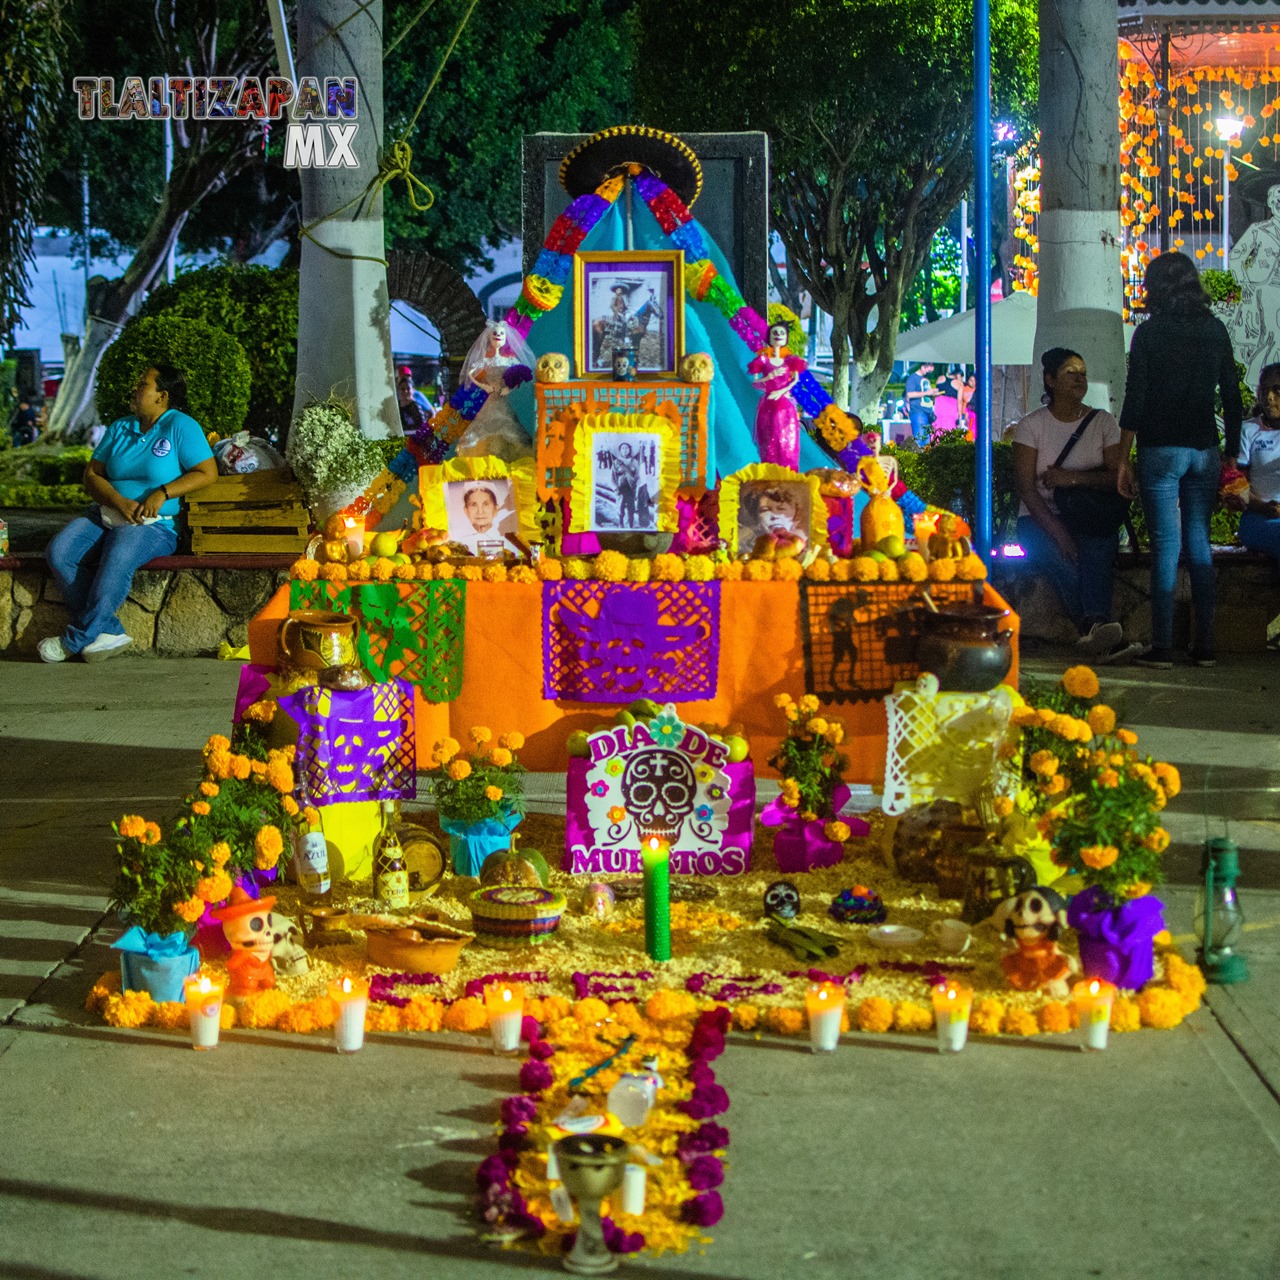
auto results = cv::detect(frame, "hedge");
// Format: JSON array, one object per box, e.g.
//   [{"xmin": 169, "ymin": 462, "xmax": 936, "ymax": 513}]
[{"xmin": 96, "ymin": 316, "xmax": 252, "ymax": 439}]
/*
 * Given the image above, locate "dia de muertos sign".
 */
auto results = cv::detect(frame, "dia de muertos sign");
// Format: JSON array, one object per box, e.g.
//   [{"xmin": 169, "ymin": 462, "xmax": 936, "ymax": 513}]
[{"xmin": 563, "ymin": 706, "xmax": 755, "ymax": 876}]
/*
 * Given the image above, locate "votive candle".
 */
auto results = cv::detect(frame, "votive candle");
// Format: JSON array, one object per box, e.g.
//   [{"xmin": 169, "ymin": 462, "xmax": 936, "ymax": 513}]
[
  {"xmin": 329, "ymin": 976, "xmax": 369, "ymax": 1053},
  {"xmin": 1072, "ymin": 979, "xmax": 1116, "ymax": 1051},
  {"xmin": 342, "ymin": 514, "xmax": 365, "ymax": 559},
  {"xmin": 620, "ymin": 1163, "xmax": 647, "ymax": 1215},
  {"xmin": 184, "ymin": 973, "xmax": 225, "ymax": 1050},
  {"xmin": 641, "ymin": 835, "xmax": 672, "ymax": 963},
  {"xmin": 931, "ymin": 982, "xmax": 973, "ymax": 1053},
  {"xmin": 485, "ymin": 982, "xmax": 525, "ymax": 1054},
  {"xmin": 806, "ymin": 982, "xmax": 845, "ymax": 1052}
]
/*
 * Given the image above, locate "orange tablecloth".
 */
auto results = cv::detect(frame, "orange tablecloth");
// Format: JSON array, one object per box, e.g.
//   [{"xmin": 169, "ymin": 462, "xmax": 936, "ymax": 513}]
[{"xmin": 249, "ymin": 581, "xmax": 1019, "ymax": 785}]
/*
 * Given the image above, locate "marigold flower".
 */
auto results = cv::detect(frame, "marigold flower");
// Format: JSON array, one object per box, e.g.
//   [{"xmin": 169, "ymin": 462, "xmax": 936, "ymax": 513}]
[
  {"xmin": 1138, "ymin": 986, "xmax": 1185, "ymax": 1030},
  {"xmin": 199, "ymin": 781, "xmax": 219, "ymax": 797},
  {"xmin": 775, "ymin": 557, "xmax": 804, "ymax": 581},
  {"xmin": 536, "ymin": 557, "xmax": 563, "ymax": 581},
  {"xmin": 490, "ymin": 747, "xmax": 513, "ymax": 767},
  {"xmin": 774, "ymin": 693, "xmax": 794, "ymax": 709},
  {"xmin": 1036, "ymin": 707, "xmax": 1058, "ymax": 727},
  {"xmin": 243, "ymin": 699, "xmax": 277, "ymax": 724},
  {"xmin": 141, "ymin": 822, "xmax": 162, "ymax": 845},
  {"xmin": 784, "ymin": 705, "xmax": 799, "ymax": 722},
  {"xmin": 806, "ymin": 717, "xmax": 829, "ymax": 737},
  {"xmin": 250, "ymin": 759, "xmax": 267, "ymax": 776},
  {"xmin": 798, "ymin": 695, "xmax": 820, "ymax": 715},
  {"xmin": 1117, "ymin": 728, "xmax": 1139, "ymax": 746},
  {"xmin": 824, "ymin": 820, "xmax": 851, "ymax": 843},
  {"xmin": 485, "ymin": 785, "xmax": 504, "ymax": 802},
  {"xmin": 254, "ymin": 825, "xmax": 284, "ymax": 868},
  {"xmin": 1110, "ymin": 996, "xmax": 1142, "ymax": 1032},
  {"xmin": 1010, "ymin": 706, "xmax": 1039, "ymax": 728},
  {"xmin": 1154, "ymin": 762, "xmax": 1181, "ymax": 797},
  {"xmin": 1143, "ymin": 826, "xmax": 1170, "ymax": 853},
  {"xmin": 1040, "ymin": 774, "xmax": 1067, "ymax": 797},
  {"xmin": 291, "ymin": 558, "xmax": 320, "ymax": 582},
  {"xmin": 856, "ymin": 996, "xmax": 894, "ymax": 1033},
  {"xmin": 1062, "ymin": 665, "xmax": 1100, "ymax": 699},
  {"xmin": 765, "ymin": 1006, "xmax": 805, "ymax": 1035},
  {"xmin": 714, "ymin": 558, "xmax": 744, "ymax": 580},
  {"xmin": 229, "ymin": 755, "xmax": 251, "ymax": 780},
  {"xmin": 823, "ymin": 722, "xmax": 845, "ymax": 745},
  {"xmin": 970, "ymin": 997, "xmax": 1005, "ymax": 1036},
  {"xmin": 433, "ymin": 736, "xmax": 461, "ymax": 765},
  {"xmin": 498, "ymin": 732, "xmax": 525, "ymax": 751},
  {"xmin": 209, "ymin": 842, "xmax": 231, "ymax": 867},
  {"xmin": 1097, "ymin": 768, "xmax": 1120, "ymax": 788},
  {"xmin": 282, "ymin": 795, "xmax": 299, "ymax": 817},
  {"xmin": 744, "ymin": 559, "xmax": 774, "ymax": 581},
  {"xmin": 207, "ymin": 751, "xmax": 232, "ymax": 780},
  {"xmin": 196, "ymin": 871, "xmax": 232, "ymax": 904},
  {"xmin": 449, "ymin": 759, "xmax": 472, "ymax": 781},
  {"xmin": 191, "ymin": 801, "xmax": 211, "ymax": 816},
  {"xmin": 592, "ymin": 549, "xmax": 629, "ymax": 582},
  {"xmin": 470, "ymin": 726, "xmax": 493, "ymax": 746},
  {"xmin": 1088, "ymin": 704, "xmax": 1117, "ymax": 735},
  {"xmin": 893, "ymin": 1001, "xmax": 934, "ymax": 1033},
  {"xmin": 118, "ymin": 815, "xmax": 147, "ymax": 840},
  {"xmin": 1080, "ymin": 843, "xmax": 1119, "ymax": 869},
  {"xmin": 174, "ymin": 896, "xmax": 208, "ymax": 924},
  {"xmin": 204, "ymin": 734, "xmax": 231, "ymax": 756},
  {"xmin": 992, "ymin": 795, "xmax": 1014, "ymax": 818},
  {"xmin": 303, "ymin": 807, "xmax": 320, "ymax": 826},
  {"xmin": 1038, "ymin": 1002, "xmax": 1072, "ymax": 1034},
  {"xmin": 1001, "ymin": 1008, "xmax": 1040, "ymax": 1037},
  {"xmin": 651, "ymin": 553, "xmax": 685, "ymax": 582},
  {"xmin": 1029, "ymin": 749, "xmax": 1059, "ymax": 777}
]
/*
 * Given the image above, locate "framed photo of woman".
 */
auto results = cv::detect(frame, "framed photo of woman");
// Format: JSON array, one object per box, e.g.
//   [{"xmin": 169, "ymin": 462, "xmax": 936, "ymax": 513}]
[
  {"xmin": 573, "ymin": 251, "xmax": 684, "ymax": 379},
  {"xmin": 418, "ymin": 456, "xmax": 541, "ymax": 557}
]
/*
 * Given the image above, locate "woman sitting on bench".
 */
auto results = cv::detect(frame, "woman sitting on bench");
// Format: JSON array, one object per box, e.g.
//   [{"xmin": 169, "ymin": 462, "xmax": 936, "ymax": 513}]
[{"xmin": 39, "ymin": 364, "xmax": 216, "ymax": 663}]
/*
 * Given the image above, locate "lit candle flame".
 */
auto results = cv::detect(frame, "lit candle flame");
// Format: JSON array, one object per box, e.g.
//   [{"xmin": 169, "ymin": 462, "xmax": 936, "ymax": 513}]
[
  {"xmin": 198, "ymin": 976, "xmax": 212, "ymax": 995},
  {"xmin": 342, "ymin": 977, "xmax": 353, "ymax": 995},
  {"xmin": 1089, "ymin": 980, "xmax": 1100, "ymax": 997},
  {"xmin": 502, "ymin": 988, "xmax": 513, "ymax": 1004},
  {"xmin": 947, "ymin": 987, "xmax": 957, "ymax": 1002},
  {"xmin": 344, "ymin": 516, "xmax": 356, "ymax": 528}
]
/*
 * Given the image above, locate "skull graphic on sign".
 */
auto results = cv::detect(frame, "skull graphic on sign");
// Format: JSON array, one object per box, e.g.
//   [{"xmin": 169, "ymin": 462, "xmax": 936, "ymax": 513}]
[{"xmin": 620, "ymin": 748, "xmax": 697, "ymax": 840}]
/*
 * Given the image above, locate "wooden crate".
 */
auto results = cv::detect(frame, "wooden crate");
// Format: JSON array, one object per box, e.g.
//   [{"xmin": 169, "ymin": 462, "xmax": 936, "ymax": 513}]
[{"xmin": 186, "ymin": 470, "xmax": 311, "ymax": 555}]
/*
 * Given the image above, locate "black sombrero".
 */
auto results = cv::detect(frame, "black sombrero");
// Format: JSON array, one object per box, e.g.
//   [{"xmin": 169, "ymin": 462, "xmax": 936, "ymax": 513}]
[{"xmin": 559, "ymin": 125, "xmax": 702, "ymax": 208}]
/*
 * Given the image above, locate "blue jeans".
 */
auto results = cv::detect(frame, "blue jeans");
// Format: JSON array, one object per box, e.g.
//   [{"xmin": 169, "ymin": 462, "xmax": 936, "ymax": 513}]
[
  {"xmin": 1137, "ymin": 447, "xmax": 1220, "ymax": 651},
  {"xmin": 1240, "ymin": 510, "xmax": 1280, "ymax": 571},
  {"xmin": 46, "ymin": 512, "xmax": 176, "ymax": 654},
  {"xmin": 908, "ymin": 409, "xmax": 932, "ymax": 445},
  {"xmin": 1016, "ymin": 515, "xmax": 1118, "ymax": 635}
]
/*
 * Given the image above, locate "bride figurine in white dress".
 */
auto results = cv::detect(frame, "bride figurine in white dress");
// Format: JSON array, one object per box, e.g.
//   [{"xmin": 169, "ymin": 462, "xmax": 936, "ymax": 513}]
[{"xmin": 453, "ymin": 322, "xmax": 536, "ymax": 461}]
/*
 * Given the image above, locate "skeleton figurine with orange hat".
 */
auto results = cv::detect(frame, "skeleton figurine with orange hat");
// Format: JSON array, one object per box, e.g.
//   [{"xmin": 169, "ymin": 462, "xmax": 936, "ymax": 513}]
[
  {"xmin": 210, "ymin": 885, "xmax": 278, "ymax": 1000},
  {"xmin": 992, "ymin": 885, "xmax": 1078, "ymax": 1000}
]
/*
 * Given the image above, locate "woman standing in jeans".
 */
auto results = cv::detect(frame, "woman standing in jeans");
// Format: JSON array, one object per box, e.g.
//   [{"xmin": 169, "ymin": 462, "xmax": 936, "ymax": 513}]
[{"xmin": 1118, "ymin": 252, "xmax": 1243, "ymax": 668}]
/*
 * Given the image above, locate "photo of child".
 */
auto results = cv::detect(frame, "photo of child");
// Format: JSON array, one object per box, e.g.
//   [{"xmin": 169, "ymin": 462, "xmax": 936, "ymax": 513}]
[{"xmin": 737, "ymin": 481, "xmax": 810, "ymax": 558}]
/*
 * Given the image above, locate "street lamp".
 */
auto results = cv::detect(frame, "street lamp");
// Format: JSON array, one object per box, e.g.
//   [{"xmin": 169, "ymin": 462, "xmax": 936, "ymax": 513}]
[{"xmin": 1217, "ymin": 116, "xmax": 1245, "ymax": 270}]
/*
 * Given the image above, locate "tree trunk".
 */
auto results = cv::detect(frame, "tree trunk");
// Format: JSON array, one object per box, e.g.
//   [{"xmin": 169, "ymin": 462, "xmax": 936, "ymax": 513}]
[
  {"xmin": 293, "ymin": 0, "xmax": 398, "ymax": 440},
  {"xmin": 1034, "ymin": 0, "xmax": 1127, "ymax": 416},
  {"xmin": 829, "ymin": 292, "xmax": 852, "ymax": 410}
]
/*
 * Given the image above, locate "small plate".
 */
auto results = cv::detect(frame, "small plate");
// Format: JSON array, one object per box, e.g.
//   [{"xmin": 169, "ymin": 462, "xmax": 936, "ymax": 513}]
[{"xmin": 866, "ymin": 925, "xmax": 924, "ymax": 949}]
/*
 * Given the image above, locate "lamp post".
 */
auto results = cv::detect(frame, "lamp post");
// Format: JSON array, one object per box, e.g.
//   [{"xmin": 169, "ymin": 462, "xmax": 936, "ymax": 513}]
[
  {"xmin": 973, "ymin": 0, "xmax": 993, "ymax": 560},
  {"xmin": 1216, "ymin": 116, "xmax": 1245, "ymax": 271}
]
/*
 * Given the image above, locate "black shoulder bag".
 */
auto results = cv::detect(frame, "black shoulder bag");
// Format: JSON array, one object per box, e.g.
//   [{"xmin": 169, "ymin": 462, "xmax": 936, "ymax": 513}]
[{"xmin": 1051, "ymin": 410, "xmax": 1131, "ymax": 539}]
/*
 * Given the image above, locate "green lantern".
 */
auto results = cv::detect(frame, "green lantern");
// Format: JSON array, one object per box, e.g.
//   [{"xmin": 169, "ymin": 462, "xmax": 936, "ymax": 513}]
[{"xmin": 1195, "ymin": 837, "xmax": 1249, "ymax": 985}]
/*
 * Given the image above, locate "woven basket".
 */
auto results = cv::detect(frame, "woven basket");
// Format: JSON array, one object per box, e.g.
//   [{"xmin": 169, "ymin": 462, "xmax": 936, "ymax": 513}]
[{"xmin": 469, "ymin": 886, "xmax": 567, "ymax": 948}]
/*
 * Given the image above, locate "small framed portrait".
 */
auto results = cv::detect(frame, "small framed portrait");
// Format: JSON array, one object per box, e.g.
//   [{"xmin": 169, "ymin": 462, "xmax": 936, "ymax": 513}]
[
  {"xmin": 418, "ymin": 456, "xmax": 541, "ymax": 557},
  {"xmin": 573, "ymin": 251, "xmax": 684, "ymax": 379},
  {"xmin": 569, "ymin": 411, "xmax": 681, "ymax": 535},
  {"xmin": 719, "ymin": 464, "xmax": 827, "ymax": 557}
]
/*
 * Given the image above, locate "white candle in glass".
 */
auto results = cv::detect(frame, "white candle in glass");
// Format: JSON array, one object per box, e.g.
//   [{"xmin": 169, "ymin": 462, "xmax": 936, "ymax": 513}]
[
  {"xmin": 329, "ymin": 977, "xmax": 369, "ymax": 1053},
  {"xmin": 485, "ymin": 983, "xmax": 525, "ymax": 1054},
  {"xmin": 184, "ymin": 973, "xmax": 224, "ymax": 1050},
  {"xmin": 806, "ymin": 983, "xmax": 845, "ymax": 1052}
]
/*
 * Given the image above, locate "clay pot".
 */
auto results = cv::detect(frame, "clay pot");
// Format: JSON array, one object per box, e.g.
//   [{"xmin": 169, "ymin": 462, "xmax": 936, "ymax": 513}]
[
  {"xmin": 364, "ymin": 921, "xmax": 473, "ymax": 974},
  {"xmin": 278, "ymin": 610, "xmax": 359, "ymax": 672},
  {"xmin": 916, "ymin": 602, "xmax": 1012, "ymax": 692}
]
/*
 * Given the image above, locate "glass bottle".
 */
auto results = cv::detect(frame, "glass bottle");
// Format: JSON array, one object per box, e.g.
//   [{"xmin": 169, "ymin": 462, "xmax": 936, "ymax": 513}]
[
  {"xmin": 374, "ymin": 799, "xmax": 410, "ymax": 910},
  {"xmin": 292, "ymin": 800, "xmax": 331, "ymax": 898}
]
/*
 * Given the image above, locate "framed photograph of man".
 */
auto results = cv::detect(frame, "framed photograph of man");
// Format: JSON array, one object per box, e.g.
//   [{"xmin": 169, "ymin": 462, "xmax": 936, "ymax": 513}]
[
  {"xmin": 719, "ymin": 464, "xmax": 827, "ymax": 557},
  {"xmin": 568, "ymin": 411, "xmax": 681, "ymax": 535},
  {"xmin": 418, "ymin": 456, "xmax": 541, "ymax": 557},
  {"xmin": 573, "ymin": 251, "xmax": 684, "ymax": 379}
]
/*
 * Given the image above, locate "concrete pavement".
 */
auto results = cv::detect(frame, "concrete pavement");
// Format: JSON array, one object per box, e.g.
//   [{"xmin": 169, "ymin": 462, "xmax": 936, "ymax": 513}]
[{"xmin": 1, "ymin": 654, "xmax": 1279, "ymax": 1278}]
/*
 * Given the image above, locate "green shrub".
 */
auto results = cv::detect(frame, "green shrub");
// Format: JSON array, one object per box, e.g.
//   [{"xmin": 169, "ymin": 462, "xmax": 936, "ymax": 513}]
[
  {"xmin": 137, "ymin": 265, "xmax": 298, "ymax": 442},
  {"xmin": 96, "ymin": 316, "xmax": 252, "ymax": 438},
  {"xmin": 0, "ymin": 482, "xmax": 88, "ymax": 508},
  {"xmin": 32, "ymin": 446, "xmax": 91, "ymax": 486}
]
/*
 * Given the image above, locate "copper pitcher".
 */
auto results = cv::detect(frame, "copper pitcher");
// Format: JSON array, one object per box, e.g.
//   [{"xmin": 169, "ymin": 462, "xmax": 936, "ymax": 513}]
[{"xmin": 278, "ymin": 610, "xmax": 358, "ymax": 671}]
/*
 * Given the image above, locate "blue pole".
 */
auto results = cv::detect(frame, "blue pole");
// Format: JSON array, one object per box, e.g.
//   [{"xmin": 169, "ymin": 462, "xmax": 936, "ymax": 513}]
[{"xmin": 974, "ymin": 0, "xmax": 993, "ymax": 560}]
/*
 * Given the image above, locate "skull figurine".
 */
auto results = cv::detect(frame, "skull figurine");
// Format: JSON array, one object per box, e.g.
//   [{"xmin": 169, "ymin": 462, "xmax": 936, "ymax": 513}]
[
  {"xmin": 621, "ymin": 749, "xmax": 697, "ymax": 840},
  {"xmin": 209, "ymin": 885, "xmax": 278, "ymax": 998},
  {"xmin": 763, "ymin": 880, "xmax": 801, "ymax": 920},
  {"xmin": 269, "ymin": 912, "xmax": 310, "ymax": 977},
  {"xmin": 679, "ymin": 351, "xmax": 715, "ymax": 383},
  {"xmin": 535, "ymin": 352, "xmax": 571, "ymax": 383},
  {"xmin": 993, "ymin": 885, "xmax": 1077, "ymax": 999},
  {"xmin": 579, "ymin": 882, "xmax": 616, "ymax": 922}
]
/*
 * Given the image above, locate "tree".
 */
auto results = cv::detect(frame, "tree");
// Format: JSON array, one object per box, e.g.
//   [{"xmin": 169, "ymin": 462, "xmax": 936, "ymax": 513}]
[
  {"xmin": 0, "ymin": 0, "xmax": 64, "ymax": 347},
  {"xmin": 381, "ymin": 0, "xmax": 635, "ymax": 272},
  {"xmin": 635, "ymin": 0, "xmax": 1037, "ymax": 417},
  {"xmin": 39, "ymin": 0, "xmax": 279, "ymax": 437}
]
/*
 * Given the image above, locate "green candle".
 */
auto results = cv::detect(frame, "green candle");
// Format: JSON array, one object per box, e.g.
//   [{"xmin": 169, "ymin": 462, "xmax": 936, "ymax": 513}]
[{"xmin": 641, "ymin": 836, "xmax": 671, "ymax": 962}]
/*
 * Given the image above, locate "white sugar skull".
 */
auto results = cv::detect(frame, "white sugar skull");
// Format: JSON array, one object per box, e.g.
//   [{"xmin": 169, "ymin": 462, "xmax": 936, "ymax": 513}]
[
  {"xmin": 536, "ymin": 352, "xmax": 571, "ymax": 383},
  {"xmin": 621, "ymin": 749, "xmax": 697, "ymax": 840},
  {"xmin": 679, "ymin": 351, "xmax": 715, "ymax": 383},
  {"xmin": 763, "ymin": 880, "xmax": 801, "ymax": 920},
  {"xmin": 995, "ymin": 886, "xmax": 1067, "ymax": 945},
  {"xmin": 269, "ymin": 912, "xmax": 309, "ymax": 977}
]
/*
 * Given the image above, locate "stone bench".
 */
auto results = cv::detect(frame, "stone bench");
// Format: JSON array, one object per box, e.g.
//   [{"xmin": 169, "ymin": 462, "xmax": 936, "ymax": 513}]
[
  {"xmin": 0, "ymin": 553, "xmax": 295, "ymax": 658},
  {"xmin": 992, "ymin": 547, "xmax": 1280, "ymax": 653}
]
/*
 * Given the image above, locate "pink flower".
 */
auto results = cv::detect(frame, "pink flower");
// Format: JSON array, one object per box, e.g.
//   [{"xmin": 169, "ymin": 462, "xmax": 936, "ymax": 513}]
[
  {"xmin": 500, "ymin": 1095, "xmax": 539, "ymax": 1127},
  {"xmin": 677, "ymin": 1122, "xmax": 730, "ymax": 1160},
  {"xmin": 519, "ymin": 1060, "xmax": 554, "ymax": 1093},
  {"xmin": 685, "ymin": 1155, "xmax": 724, "ymax": 1191},
  {"xmin": 678, "ymin": 1082, "xmax": 729, "ymax": 1120},
  {"xmin": 681, "ymin": 1191, "xmax": 724, "ymax": 1227}
]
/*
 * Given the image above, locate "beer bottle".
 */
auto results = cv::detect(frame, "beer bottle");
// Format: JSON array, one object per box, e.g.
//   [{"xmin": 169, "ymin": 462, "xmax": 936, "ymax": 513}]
[{"xmin": 374, "ymin": 799, "xmax": 410, "ymax": 910}]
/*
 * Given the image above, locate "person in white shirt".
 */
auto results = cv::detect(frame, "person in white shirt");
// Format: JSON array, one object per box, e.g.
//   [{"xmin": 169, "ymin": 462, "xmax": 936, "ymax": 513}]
[
  {"xmin": 1011, "ymin": 348, "xmax": 1138, "ymax": 660},
  {"xmin": 1228, "ymin": 363, "xmax": 1280, "ymax": 588}
]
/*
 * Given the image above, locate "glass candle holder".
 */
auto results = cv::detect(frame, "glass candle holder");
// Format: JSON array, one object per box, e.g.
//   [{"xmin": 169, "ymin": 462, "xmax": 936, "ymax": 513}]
[
  {"xmin": 931, "ymin": 982, "xmax": 973, "ymax": 1053},
  {"xmin": 184, "ymin": 973, "xmax": 225, "ymax": 1050},
  {"xmin": 806, "ymin": 982, "xmax": 845, "ymax": 1052},
  {"xmin": 329, "ymin": 977, "xmax": 370, "ymax": 1053},
  {"xmin": 1071, "ymin": 979, "xmax": 1116, "ymax": 1051},
  {"xmin": 484, "ymin": 982, "xmax": 525, "ymax": 1054},
  {"xmin": 342, "ymin": 514, "xmax": 365, "ymax": 560}
]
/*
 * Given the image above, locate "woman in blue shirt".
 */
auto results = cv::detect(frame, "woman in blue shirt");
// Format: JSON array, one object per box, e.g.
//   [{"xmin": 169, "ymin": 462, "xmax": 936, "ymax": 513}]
[{"xmin": 39, "ymin": 364, "xmax": 217, "ymax": 662}]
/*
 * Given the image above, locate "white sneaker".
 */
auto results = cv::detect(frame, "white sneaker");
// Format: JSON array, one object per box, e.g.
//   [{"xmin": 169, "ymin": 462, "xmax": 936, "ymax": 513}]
[
  {"xmin": 37, "ymin": 636, "xmax": 70, "ymax": 663},
  {"xmin": 1077, "ymin": 621, "xmax": 1123, "ymax": 656},
  {"xmin": 82, "ymin": 632, "xmax": 132, "ymax": 663}
]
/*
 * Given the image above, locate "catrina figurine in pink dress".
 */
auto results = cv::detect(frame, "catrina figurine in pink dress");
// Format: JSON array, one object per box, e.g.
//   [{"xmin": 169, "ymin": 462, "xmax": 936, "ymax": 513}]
[{"xmin": 747, "ymin": 322, "xmax": 808, "ymax": 469}]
